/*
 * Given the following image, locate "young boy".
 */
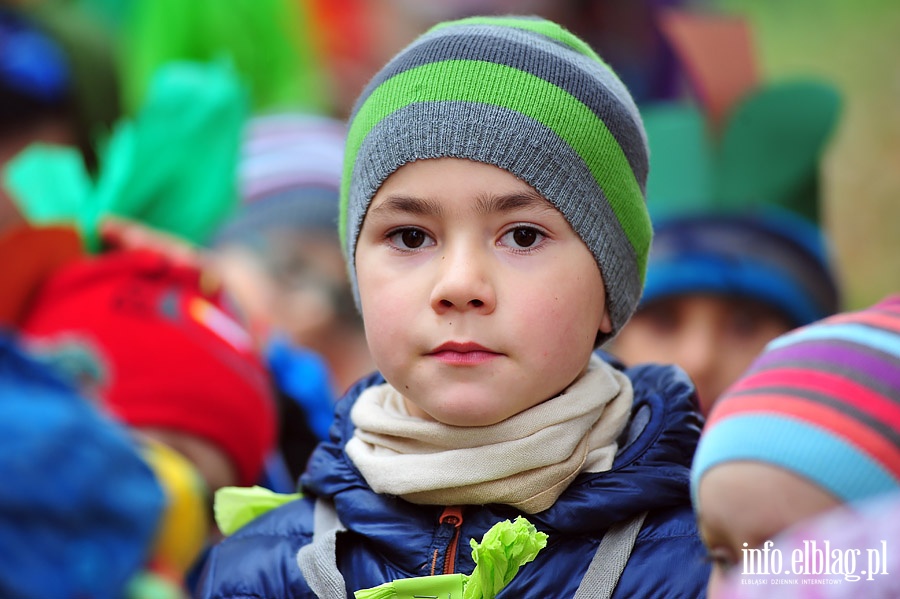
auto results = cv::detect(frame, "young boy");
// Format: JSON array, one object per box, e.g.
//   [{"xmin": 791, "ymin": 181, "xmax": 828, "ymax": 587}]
[
  {"xmin": 197, "ymin": 15, "xmax": 708, "ymax": 598},
  {"xmin": 692, "ymin": 295, "xmax": 900, "ymax": 596}
]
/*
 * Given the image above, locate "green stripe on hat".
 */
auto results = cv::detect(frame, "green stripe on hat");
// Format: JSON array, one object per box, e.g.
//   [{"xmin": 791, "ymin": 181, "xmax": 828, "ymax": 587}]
[
  {"xmin": 341, "ymin": 58, "xmax": 649, "ymax": 275},
  {"xmin": 350, "ymin": 24, "xmax": 648, "ymax": 184},
  {"xmin": 340, "ymin": 15, "xmax": 651, "ymax": 340}
]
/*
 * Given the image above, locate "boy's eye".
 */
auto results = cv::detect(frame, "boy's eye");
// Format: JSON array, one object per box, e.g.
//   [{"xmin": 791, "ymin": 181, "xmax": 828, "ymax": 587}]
[
  {"xmin": 500, "ymin": 226, "xmax": 544, "ymax": 249},
  {"xmin": 388, "ymin": 227, "xmax": 434, "ymax": 250}
]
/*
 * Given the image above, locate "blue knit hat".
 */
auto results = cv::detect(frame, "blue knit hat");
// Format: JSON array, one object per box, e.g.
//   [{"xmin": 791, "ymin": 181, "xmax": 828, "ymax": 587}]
[
  {"xmin": 643, "ymin": 207, "xmax": 839, "ymax": 327},
  {"xmin": 0, "ymin": 333, "xmax": 164, "ymax": 599}
]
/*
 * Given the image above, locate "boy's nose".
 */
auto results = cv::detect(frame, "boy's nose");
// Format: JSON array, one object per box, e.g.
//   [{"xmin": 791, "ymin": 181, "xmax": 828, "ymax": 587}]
[{"xmin": 430, "ymin": 248, "xmax": 496, "ymax": 314}]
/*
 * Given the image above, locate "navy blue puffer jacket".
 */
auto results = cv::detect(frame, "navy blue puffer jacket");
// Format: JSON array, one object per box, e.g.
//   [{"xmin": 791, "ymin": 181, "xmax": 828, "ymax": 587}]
[{"xmin": 197, "ymin": 356, "xmax": 710, "ymax": 598}]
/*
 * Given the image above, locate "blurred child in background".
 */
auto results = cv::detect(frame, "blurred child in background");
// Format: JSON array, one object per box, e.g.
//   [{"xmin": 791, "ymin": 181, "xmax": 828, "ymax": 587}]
[
  {"xmin": 2, "ymin": 33, "xmax": 277, "ymax": 592},
  {"xmin": 102, "ymin": 0, "xmax": 367, "ymax": 477},
  {"xmin": 692, "ymin": 294, "xmax": 900, "ymax": 597},
  {"xmin": 214, "ymin": 113, "xmax": 373, "ymax": 478},
  {"xmin": 611, "ymin": 10, "xmax": 841, "ymax": 415},
  {"xmin": 18, "ymin": 247, "xmax": 278, "ymax": 591},
  {"xmin": 0, "ymin": 3, "xmax": 118, "ymax": 172},
  {"xmin": 0, "ymin": 214, "xmax": 166, "ymax": 599}
]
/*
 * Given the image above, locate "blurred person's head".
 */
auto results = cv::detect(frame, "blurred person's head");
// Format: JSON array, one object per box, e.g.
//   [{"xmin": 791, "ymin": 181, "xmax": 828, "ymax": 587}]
[
  {"xmin": 613, "ymin": 208, "xmax": 838, "ymax": 414},
  {"xmin": 612, "ymin": 70, "xmax": 842, "ymax": 414},
  {"xmin": 19, "ymin": 248, "xmax": 278, "ymax": 495},
  {"xmin": 214, "ymin": 113, "xmax": 371, "ymax": 391},
  {"xmin": 1, "ymin": 8, "xmax": 79, "ymax": 166},
  {"xmin": 690, "ymin": 295, "xmax": 900, "ymax": 597},
  {"xmin": 18, "ymin": 247, "xmax": 278, "ymax": 577},
  {"xmin": 611, "ymin": 11, "xmax": 842, "ymax": 414},
  {"xmin": 0, "ymin": 5, "xmax": 119, "ymax": 172}
]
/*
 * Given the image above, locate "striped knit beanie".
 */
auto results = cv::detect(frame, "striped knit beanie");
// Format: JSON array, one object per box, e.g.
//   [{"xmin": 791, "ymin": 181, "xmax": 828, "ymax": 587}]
[
  {"xmin": 692, "ymin": 294, "xmax": 900, "ymax": 504},
  {"xmin": 340, "ymin": 15, "xmax": 651, "ymax": 338},
  {"xmin": 215, "ymin": 113, "xmax": 346, "ymax": 246}
]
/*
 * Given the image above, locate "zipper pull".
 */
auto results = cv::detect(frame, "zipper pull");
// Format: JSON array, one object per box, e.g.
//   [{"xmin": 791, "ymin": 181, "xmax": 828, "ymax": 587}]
[{"xmin": 438, "ymin": 506, "xmax": 464, "ymax": 575}]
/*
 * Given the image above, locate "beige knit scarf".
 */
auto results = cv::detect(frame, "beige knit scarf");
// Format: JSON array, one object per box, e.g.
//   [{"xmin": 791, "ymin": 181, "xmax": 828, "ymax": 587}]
[{"xmin": 345, "ymin": 355, "xmax": 634, "ymax": 513}]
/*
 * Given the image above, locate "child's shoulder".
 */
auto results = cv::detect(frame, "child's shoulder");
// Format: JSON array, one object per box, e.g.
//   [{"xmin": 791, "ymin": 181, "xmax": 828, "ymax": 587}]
[
  {"xmin": 229, "ymin": 492, "xmax": 315, "ymax": 541},
  {"xmin": 595, "ymin": 348, "xmax": 698, "ymax": 412},
  {"xmin": 198, "ymin": 496, "xmax": 316, "ymax": 599},
  {"xmin": 596, "ymin": 349, "xmax": 703, "ymax": 470}
]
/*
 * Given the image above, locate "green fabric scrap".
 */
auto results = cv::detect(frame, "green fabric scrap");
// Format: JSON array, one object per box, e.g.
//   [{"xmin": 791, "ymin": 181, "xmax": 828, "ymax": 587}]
[
  {"xmin": 3, "ymin": 59, "xmax": 247, "ymax": 252},
  {"xmin": 3, "ymin": 144, "xmax": 93, "ymax": 236},
  {"xmin": 122, "ymin": 0, "xmax": 329, "ymax": 114},
  {"xmin": 641, "ymin": 79, "xmax": 840, "ymax": 224},
  {"xmin": 357, "ymin": 574, "xmax": 466, "ymax": 599},
  {"xmin": 354, "ymin": 516, "xmax": 548, "ymax": 599},
  {"xmin": 717, "ymin": 80, "xmax": 841, "ymax": 221},
  {"xmin": 641, "ymin": 104, "xmax": 715, "ymax": 220},
  {"xmin": 463, "ymin": 516, "xmax": 548, "ymax": 599},
  {"xmin": 214, "ymin": 485, "xmax": 302, "ymax": 537}
]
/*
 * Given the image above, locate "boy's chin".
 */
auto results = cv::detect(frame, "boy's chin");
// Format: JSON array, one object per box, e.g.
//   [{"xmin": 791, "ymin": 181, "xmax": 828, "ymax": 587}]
[{"xmin": 403, "ymin": 392, "xmax": 545, "ymax": 428}]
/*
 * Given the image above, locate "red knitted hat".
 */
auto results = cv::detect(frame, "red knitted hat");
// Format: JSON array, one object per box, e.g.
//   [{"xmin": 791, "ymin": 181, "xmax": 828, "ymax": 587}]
[{"xmin": 20, "ymin": 248, "xmax": 277, "ymax": 487}]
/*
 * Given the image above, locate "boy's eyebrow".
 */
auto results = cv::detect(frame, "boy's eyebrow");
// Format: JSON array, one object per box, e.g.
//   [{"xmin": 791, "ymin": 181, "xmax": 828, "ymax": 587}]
[
  {"xmin": 370, "ymin": 190, "xmax": 555, "ymax": 218},
  {"xmin": 473, "ymin": 190, "xmax": 556, "ymax": 216},
  {"xmin": 369, "ymin": 195, "xmax": 445, "ymax": 218}
]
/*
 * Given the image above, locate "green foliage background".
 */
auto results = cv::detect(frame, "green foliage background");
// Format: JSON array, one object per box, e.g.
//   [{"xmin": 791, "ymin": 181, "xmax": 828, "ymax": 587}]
[{"xmin": 716, "ymin": 0, "xmax": 900, "ymax": 309}]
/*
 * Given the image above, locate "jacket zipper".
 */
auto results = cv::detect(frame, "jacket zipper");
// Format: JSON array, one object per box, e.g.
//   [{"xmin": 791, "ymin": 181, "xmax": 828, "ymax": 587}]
[{"xmin": 433, "ymin": 506, "xmax": 464, "ymax": 575}]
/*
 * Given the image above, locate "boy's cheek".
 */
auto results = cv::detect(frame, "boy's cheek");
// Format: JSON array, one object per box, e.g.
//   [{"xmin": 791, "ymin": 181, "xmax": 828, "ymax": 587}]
[{"xmin": 359, "ymin": 292, "xmax": 415, "ymax": 356}]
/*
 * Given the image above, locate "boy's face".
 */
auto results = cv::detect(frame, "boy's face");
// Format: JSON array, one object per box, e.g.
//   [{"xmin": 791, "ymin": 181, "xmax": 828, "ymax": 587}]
[
  {"xmin": 355, "ymin": 158, "xmax": 611, "ymax": 427},
  {"xmin": 612, "ymin": 295, "xmax": 792, "ymax": 415},
  {"xmin": 696, "ymin": 462, "xmax": 841, "ymax": 597}
]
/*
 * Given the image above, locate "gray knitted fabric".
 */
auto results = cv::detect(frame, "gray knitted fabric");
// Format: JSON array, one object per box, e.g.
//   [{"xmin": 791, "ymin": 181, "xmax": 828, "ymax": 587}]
[{"xmin": 340, "ymin": 15, "xmax": 651, "ymax": 339}]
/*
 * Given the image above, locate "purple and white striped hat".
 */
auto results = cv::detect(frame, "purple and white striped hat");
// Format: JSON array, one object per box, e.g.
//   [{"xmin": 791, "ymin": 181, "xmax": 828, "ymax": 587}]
[{"xmin": 216, "ymin": 113, "xmax": 347, "ymax": 245}]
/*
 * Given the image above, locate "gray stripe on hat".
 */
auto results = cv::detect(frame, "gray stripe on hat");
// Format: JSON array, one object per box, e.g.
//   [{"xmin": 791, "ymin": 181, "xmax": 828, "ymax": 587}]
[
  {"xmin": 349, "ymin": 23, "xmax": 648, "ymax": 191},
  {"xmin": 215, "ymin": 187, "xmax": 340, "ymax": 247},
  {"xmin": 347, "ymin": 101, "xmax": 642, "ymax": 334}
]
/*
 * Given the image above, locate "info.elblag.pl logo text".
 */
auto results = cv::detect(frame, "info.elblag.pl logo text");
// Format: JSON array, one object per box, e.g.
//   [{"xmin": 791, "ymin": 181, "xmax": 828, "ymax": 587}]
[{"xmin": 742, "ymin": 540, "xmax": 889, "ymax": 583}]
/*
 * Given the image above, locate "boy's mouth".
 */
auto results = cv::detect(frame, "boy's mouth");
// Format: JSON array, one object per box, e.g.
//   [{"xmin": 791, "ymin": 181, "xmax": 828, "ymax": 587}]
[{"xmin": 427, "ymin": 341, "xmax": 502, "ymax": 365}]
